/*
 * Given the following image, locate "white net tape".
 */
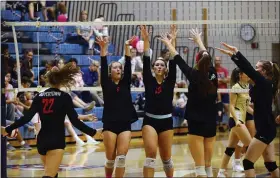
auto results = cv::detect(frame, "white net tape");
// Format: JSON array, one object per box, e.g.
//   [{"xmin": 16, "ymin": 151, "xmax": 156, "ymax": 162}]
[{"xmin": 4, "ymin": 19, "xmax": 279, "ymax": 94}]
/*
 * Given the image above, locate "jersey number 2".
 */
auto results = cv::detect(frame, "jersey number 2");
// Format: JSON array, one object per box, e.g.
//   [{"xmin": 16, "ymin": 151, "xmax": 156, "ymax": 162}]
[{"xmin": 42, "ymin": 98, "xmax": 54, "ymax": 114}]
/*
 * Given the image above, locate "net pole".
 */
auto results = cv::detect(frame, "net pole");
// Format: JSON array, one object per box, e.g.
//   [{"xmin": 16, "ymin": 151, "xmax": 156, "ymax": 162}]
[
  {"xmin": 37, "ymin": 30, "xmax": 40, "ymax": 84},
  {"xmin": 11, "ymin": 25, "xmax": 22, "ymax": 89}
]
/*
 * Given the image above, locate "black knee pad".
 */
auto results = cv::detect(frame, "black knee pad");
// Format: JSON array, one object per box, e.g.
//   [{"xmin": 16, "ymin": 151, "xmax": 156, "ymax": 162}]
[
  {"xmin": 243, "ymin": 159, "xmax": 254, "ymax": 170},
  {"xmin": 224, "ymin": 147, "xmax": 235, "ymax": 156},
  {"xmin": 264, "ymin": 162, "xmax": 278, "ymax": 172}
]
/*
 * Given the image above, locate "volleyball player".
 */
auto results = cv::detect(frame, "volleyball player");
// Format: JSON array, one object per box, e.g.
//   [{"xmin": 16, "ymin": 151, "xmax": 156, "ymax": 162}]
[
  {"xmin": 1, "ymin": 63, "xmax": 99, "ymax": 178},
  {"xmin": 140, "ymin": 25, "xmax": 177, "ymax": 178},
  {"xmin": 216, "ymin": 42, "xmax": 280, "ymax": 177},
  {"xmin": 96, "ymin": 36, "xmax": 138, "ymax": 178},
  {"xmin": 159, "ymin": 28, "xmax": 218, "ymax": 177},
  {"xmin": 217, "ymin": 67, "xmax": 254, "ymax": 177}
]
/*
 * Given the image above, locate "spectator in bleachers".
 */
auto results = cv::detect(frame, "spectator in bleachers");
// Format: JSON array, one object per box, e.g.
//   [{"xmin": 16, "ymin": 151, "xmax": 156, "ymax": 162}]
[
  {"xmin": 119, "ymin": 47, "xmax": 143, "ymax": 75},
  {"xmin": 93, "ymin": 15, "xmax": 109, "ymax": 37},
  {"xmin": 27, "ymin": 0, "xmax": 47, "ymax": 21},
  {"xmin": 215, "ymin": 56, "xmax": 230, "ymax": 116},
  {"xmin": 21, "ymin": 49, "xmax": 33, "ymax": 75},
  {"xmin": 172, "ymin": 81, "xmax": 188, "ymax": 126},
  {"xmin": 76, "ymin": 10, "xmax": 94, "ymax": 55},
  {"xmin": 4, "ymin": 72, "xmax": 32, "ymax": 151},
  {"xmin": 5, "ymin": 1, "xmax": 27, "ymax": 21},
  {"xmin": 10, "ymin": 61, "xmax": 20, "ymax": 87},
  {"xmin": 44, "ymin": 1, "xmax": 66, "ymax": 22},
  {"xmin": 56, "ymin": 1, "xmax": 67, "ymax": 22},
  {"xmin": 81, "ymin": 60, "xmax": 104, "ymax": 106},
  {"xmin": 2, "ymin": 44, "xmax": 14, "ymax": 74},
  {"xmin": 39, "ymin": 60, "xmax": 55, "ymax": 87},
  {"xmin": 160, "ymin": 49, "xmax": 170, "ymax": 62},
  {"xmin": 82, "ymin": 60, "xmax": 100, "ymax": 87}
]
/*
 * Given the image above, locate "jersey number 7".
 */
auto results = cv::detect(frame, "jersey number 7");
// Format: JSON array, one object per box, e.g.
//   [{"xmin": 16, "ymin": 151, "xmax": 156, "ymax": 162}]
[{"xmin": 42, "ymin": 98, "xmax": 54, "ymax": 114}]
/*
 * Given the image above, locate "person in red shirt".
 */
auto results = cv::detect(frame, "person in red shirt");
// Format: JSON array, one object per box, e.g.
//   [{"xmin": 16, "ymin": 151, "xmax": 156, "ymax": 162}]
[{"xmin": 215, "ymin": 56, "xmax": 230, "ymax": 117}]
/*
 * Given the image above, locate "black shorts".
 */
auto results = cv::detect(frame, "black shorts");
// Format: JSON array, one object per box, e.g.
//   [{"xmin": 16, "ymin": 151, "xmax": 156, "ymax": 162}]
[
  {"xmin": 142, "ymin": 116, "xmax": 173, "ymax": 134},
  {"xmin": 254, "ymin": 130, "xmax": 276, "ymax": 145},
  {"xmin": 103, "ymin": 121, "xmax": 131, "ymax": 135},
  {"xmin": 188, "ymin": 120, "xmax": 216, "ymax": 138},
  {"xmin": 228, "ymin": 117, "xmax": 244, "ymax": 129},
  {"xmin": 37, "ymin": 136, "xmax": 65, "ymax": 155},
  {"xmin": 221, "ymin": 93, "xmax": 229, "ymax": 104},
  {"xmin": 246, "ymin": 112, "xmax": 254, "ymax": 121}
]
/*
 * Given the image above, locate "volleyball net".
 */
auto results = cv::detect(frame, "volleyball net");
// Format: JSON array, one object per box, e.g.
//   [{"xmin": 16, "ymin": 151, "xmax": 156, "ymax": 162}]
[{"xmin": 2, "ymin": 18, "xmax": 280, "ymax": 94}]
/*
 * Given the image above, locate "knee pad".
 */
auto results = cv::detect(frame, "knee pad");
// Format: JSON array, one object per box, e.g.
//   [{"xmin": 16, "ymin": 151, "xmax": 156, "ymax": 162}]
[
  {"xmin": 264, "ymin": 162, "xmax": 278, "ymax": 172},
  {"xmin": 115, "ymin": 155, "xmax": 126, "ymax": 168},
  {"xmin": 195, "ymin": 166, "xmax": 207, "ymax": 177},
  {"xmin": 162, "ymin": 158, "xmax": 174, "ymax": 171},
  {"xmin": 144, "ymin": 157, "xmax": 156, "ymax": 169},
  {"xmin": 243, "ymin": 159, "xmax": 254, "ymax": 170},
  {"xmin": 105, "ymin": 159, "xmax": 115, "ymax": 168},
  {"xmin": 224, "ymin": 147, "xmax": 235, "ymax": 157}
]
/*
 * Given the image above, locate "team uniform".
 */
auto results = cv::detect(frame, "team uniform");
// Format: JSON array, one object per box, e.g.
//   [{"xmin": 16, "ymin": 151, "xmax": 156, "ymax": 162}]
[
  {"xmin": 5, "ymin": 88, "xmax": 97, "ymax": 155},
  {"xmin": 228, "ymin": 83, "xmax": 250, "ymax": 129},
  {"xmin": 142, "ymin": 55, "xmax": 176, "ymax": 133},
  {"xmin": 174, "ymin": 54, "xmax": 218, "ymax": 137},
  {"xmin": 231, "ymin": 52, "xmax": 276, "ymax": 144},
  {"xmin": 100, "ymin": 56, "xmax": 138, "ymax": 135}
]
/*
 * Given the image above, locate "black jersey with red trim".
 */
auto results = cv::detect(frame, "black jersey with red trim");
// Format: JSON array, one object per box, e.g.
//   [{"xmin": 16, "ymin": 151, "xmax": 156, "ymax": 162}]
[
  {"xmin": 142, "ymin": 55, "xmax": 177, "ymax": 115},
  {"xmin": 231, "ymin": 51, "xmax": 276, "ymax": 135},
  {"xmin": 6, "ymin": 88, "xmax": 96, "ymax": 147},
  {"xmin": 174, "ymin": 54, "xmax": 218, "ymax": 123},
  {"xmin": 100, "ymin": 56, "xmax": 138, "ymax": 124}
]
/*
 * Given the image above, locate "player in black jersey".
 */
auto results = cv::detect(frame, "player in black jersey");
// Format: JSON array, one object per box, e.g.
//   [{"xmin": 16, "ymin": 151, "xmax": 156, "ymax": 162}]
[
  {"xmin": 96, "ymin": 36, "xmax": 138, "ymax": 178},
  {"xmin": 216, "ymin": 42, "xmax": 280, "ymax": 177},
  {"xmin": 159, "ymin": 28, "xmax": 218, "ymax": 177},
  {"xmin": 1, "ymin": 63, "xmax": 99, "ymax": 178},
  {"xmin": 140, "ymin": 25, "xmax": 177, "ymax": 178}
]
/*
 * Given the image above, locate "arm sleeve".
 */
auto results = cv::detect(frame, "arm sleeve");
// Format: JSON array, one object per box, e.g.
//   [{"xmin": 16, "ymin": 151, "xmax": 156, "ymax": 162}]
[
  {"xmin": 65, "ymin": 94, "xmax": 96, "ymax": 137},
  {"xmin": 123, "ymin": 56, "xmax": 132, "ymax": 84},
  {"xmin": 231, "ymin": 51, "xmax": 266, "ymax": 85},
  {"xmin": 5, "ymin": 96, "xmax": 39, "ymax": 134},
  {"xmin": 100, "ymin": 56, "xmax": 109, "ymax": 87},
  {"xmin": 143, "ymin": 55, "xmax": 153, "ymax": 85},
  {"xmin": 174, "ymin": 54, "xmax": 194, "ymax": 80},
  {"xmin": 166, "ymin": 59, "xmax": 177, "ymax": 85}
]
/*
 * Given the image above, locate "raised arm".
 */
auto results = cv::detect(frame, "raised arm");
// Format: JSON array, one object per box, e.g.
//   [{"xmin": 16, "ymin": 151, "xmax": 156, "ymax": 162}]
[
  {"xmin": 216, "ymin": 42, "xmax": 266, "ymax": 85},
  {"xmin": 96, "ymin": 37, "xmax": 109, "ymax": 87},
  {"xmin": 123, "ymin": 36, "xmax": 138, "ymax": 84},
  {"xmin": 158, "ymin": 32, "xmax": 194, "ymax": 80},
  {"xmin": 140, "ymin": 25, "xmax": 153, "ymax": 85},
  {"xmin": 65, "ymin": 94, "xmax": 97, "ymax": 137},
  {"xmin": 4, "ymin": 96, "xmax": 39, "ymax": 135}
]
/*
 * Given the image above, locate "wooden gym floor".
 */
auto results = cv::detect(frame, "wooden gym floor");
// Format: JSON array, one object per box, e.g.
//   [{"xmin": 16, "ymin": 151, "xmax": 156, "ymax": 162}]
[{"xmin": 6, "ymin": 129, "xmax": 280, "ymax": 177}]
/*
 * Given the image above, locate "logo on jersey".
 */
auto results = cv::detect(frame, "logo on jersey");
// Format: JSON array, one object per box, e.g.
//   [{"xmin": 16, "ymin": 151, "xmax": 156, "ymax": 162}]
[
  {"xmin": 116, "ymin": 86, "xmax": 120, "ymax": 92},
  {"xmin": 155, "ymin": 86, "xmax": 162, "ymax": 94}
]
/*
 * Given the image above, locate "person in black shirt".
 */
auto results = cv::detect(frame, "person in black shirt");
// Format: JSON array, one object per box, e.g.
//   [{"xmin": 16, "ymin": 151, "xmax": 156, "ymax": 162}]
[
  {"xmin": 140, "ymin": 25, "xmax": 177, "ymax": 178},
  {"xmin": 159, "ymin": 28, "xmax": 218, "ymax": 177},
  {"xmin": 96, "ymin": 36, "xmax": 138, "ymax": 178},
  {"xmin": 1, "ymin": 63, "xmax": 99, "ymax": 178},
  {"xmin": 216, "ymin": 42, "xmax": 280, "ymax": 177}
]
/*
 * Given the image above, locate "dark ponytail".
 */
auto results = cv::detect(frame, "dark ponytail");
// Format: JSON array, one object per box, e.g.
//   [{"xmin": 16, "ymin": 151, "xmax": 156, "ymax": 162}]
[{"xmin": 230, "ymin": 67, "xmax": 243, "ymax": 87}]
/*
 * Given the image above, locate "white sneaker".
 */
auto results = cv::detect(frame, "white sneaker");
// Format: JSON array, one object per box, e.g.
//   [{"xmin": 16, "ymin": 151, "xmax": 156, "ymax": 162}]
[
  {"xmin": 217, "ymin": 169, "xmax": 227, "ymax": 177},
  {"xmin": 87, "ymin": 137, "xmax": 100, "ymax": 145},
  {"xmin": 76, "ymin": 138, "xmax": 86, "ymax": 147},
  {"xmin": 232, "ymin": 159, "xmax": 244, "ymax": 172}
]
